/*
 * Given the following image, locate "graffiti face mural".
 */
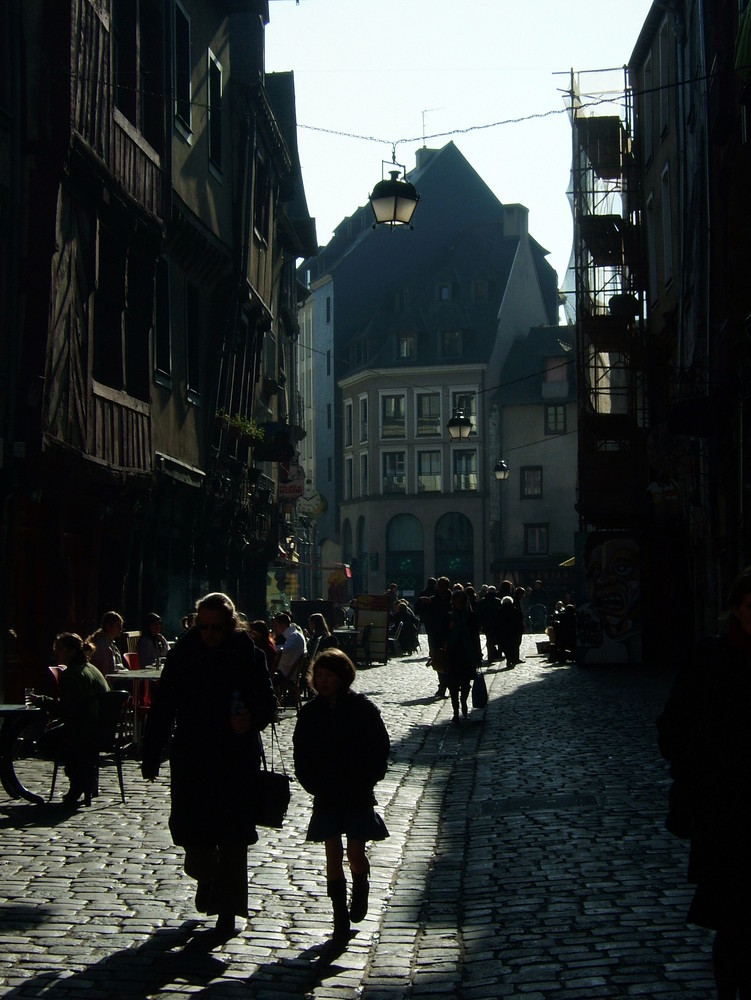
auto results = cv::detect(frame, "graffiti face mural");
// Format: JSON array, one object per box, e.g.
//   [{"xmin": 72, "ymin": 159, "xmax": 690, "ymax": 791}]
[{"xmin": 577, "ymin": 533, "xmax": 642, "ymax": 663}]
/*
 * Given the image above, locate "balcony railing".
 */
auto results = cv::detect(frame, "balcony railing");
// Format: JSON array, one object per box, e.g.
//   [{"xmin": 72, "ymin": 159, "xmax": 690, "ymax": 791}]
[
  {"xmin": 452, "ymin": 473, "xmax": 478, "ymax": 492},
  {"xmin": 89, "ymin": 382, "xmax": 152, "ymax": 474},
  {"xmin": 383, "ymin": 474, "xmax": 406, "ymax": 494}
]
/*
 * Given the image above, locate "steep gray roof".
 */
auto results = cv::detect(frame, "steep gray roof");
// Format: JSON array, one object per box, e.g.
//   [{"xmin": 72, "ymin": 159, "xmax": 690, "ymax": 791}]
[
  {"xmin": 494, "ymin": 326, "xmax": 576, "ymax": 406},
  {"xmin": 345, "ymin": 222, "xmax": 520, "ymax": 372}
]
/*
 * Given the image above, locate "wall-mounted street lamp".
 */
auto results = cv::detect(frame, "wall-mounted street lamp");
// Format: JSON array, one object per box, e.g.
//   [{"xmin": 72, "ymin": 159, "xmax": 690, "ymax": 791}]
[
  {"xmin": 446, "ymin": 408, "xmax": 472, "ymax": 441},
  {"xmin": 494, "ymin": 459, "xmax": 510, "ymax": 481},
  {"xmin": 369, "ymin": 155, "xmax": 420, "ymax": 229},
  {"xmin": 495, "ymin": 457, "xmax": 509, "ymax": 577}
]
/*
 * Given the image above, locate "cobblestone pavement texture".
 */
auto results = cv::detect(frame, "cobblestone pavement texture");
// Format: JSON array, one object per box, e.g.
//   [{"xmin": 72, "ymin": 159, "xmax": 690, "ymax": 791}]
[{"xmin": 0, "ymin": 634, "xmax": 716, "ymax": 999}]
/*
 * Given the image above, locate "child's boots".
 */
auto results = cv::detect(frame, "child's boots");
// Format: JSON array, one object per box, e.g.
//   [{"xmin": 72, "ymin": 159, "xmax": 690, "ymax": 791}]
[{"xmin": 327, "ymin": 879, "xmax": 350, "ymax": 941}]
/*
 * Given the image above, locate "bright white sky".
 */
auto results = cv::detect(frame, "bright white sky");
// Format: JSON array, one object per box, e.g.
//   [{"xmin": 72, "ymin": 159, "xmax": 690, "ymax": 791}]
[{"xmin": 265, "ymin": 0, "xmax": 655, "ymax": 291}]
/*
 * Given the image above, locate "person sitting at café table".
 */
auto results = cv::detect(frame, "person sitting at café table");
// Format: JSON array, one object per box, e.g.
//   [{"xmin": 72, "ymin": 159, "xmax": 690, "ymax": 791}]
[
  {"xmin": 88, "ymin": 611, "xmax": 125, "ymax": 673},
  {"xmin": 270, "ymin": 612, "xmax": 307, "ymax": 689},
  {"xmin": 306, "ymin": 613, "xmax": 338, "ymax": 661},
  {"xmin": 136, "ymin": 612, "xmax": 169, "ymax": 668},
  {"xmin": 32, "ymin": 632, "xmax": 110, "ymax": 808},
  {"xmin": 246, "ymin": 619, "xmax": 278, "ymax": 675}
]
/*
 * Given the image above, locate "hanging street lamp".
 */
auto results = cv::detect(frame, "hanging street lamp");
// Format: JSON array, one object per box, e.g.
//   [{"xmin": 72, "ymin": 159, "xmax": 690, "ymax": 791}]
[
  {"xmin": 369, "ymin": 152, "xmax": 420, "ymax": 229},
  {"xmin": 494, "ymin": 459, "xmax": 510, "ymax": 481},
  {"xmin": 446, "ymin": 408, "xmax": 473, "ymax": 441}
]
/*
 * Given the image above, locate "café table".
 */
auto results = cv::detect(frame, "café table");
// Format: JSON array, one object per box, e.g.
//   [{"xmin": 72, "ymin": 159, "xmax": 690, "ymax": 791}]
[
  {"xmin": 106, "ymin": 669, "xmax": 163, "ymax": 749},
  {"xmin": 332, "ymin": 627, "xmax": 359, "ymax": 661},
  {"xmin": 0, "ymin": 704, "xmax": 46, "ymax": 804}
]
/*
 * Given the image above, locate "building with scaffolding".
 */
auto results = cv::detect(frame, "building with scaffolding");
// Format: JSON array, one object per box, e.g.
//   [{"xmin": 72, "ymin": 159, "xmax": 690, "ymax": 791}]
[{"xmin": 569, "ymin": 70, "xmax": 650, "ymax": 663}]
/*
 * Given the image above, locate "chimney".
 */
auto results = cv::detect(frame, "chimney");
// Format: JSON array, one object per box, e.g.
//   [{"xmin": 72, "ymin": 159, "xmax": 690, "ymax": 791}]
[
  {"xmin": 415, "ymin": 147, "xmax": 439, "ymax": 171},
  {"xmin": 502, "ymin": 203, "xmax": 529, "ymax": 239}
]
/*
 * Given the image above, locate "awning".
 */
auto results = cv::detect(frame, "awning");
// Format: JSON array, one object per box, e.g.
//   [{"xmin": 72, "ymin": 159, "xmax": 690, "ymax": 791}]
[{"xmin": 559, "ymin": 556, "xmax": 575, "ymax": 568}]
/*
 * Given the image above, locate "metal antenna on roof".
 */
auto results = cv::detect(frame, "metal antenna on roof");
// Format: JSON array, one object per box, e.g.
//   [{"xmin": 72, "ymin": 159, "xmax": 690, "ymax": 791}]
[{"xmin": 421, "ymin": 108, "xmax": 444, "ymax": 146}]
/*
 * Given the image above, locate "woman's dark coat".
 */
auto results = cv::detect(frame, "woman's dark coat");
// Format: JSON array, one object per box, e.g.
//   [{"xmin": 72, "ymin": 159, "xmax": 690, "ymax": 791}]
[
  {"xmin": 141, "ymin": 628, "xmax": 277, "ymax": 846},
  {"xmin": 446, "ymin": 605, "xmax": 481, "ymax": 687},
  {"xmin": 293, "ymin": 690, "xmax": 389, "ymax": 814},
  {"xmin": 657, "ymin": 626, "xmax": 751, "ymax": 927}
]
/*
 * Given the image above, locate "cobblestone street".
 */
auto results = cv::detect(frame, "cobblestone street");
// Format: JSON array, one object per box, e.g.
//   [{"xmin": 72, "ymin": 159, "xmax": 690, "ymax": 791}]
[{"xmin": 1, "ymin": 634, "xmax": 715, "ymax": 998}]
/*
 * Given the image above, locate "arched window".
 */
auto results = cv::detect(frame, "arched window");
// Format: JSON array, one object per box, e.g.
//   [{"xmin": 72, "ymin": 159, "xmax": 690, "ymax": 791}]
[
  {"xmin": 435, "ymin": 513, "xmax": 474, "ymax": 583},
  {"xmin": 385, "ymin": 514, "xmax": 424, "ymax": 596}
]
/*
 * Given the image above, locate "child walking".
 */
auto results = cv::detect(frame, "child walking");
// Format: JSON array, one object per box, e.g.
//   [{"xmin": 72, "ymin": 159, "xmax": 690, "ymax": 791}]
[{"xmin": 293, "ymin": 648, "xmax": 390, "ymax": 942}]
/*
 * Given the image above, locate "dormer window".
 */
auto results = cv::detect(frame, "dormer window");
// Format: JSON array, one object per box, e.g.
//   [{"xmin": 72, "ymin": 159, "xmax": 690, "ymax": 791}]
[
  {"xmin": 395, "ymin": 289, "xmax": 410, "ymax": 312},
  {"xmin": 438, "ymin": 282, "xmax": 451, "ymax": 302},
  {"xmin": 398, "ymin": 334, "xmax": 416, "ymax": 359},
  {"xmin": 441, "ymin": 330, "xmax": 462, "ymax": 358},
  {"xmin": 471, "ymin": 279, "xmax": 487, "ymax": 302}
]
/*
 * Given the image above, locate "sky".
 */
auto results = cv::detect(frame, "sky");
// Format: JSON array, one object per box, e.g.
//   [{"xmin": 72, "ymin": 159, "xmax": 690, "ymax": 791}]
[{"xmin": 265, "ymin": 0, "xmax": 656, "ymax": 293}]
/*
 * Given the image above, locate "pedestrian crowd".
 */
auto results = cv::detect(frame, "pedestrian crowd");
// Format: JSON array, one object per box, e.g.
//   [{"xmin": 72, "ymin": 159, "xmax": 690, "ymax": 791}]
[{"xmin": 17, "ymin": 563, "xmax": 751, "ymax": 1000}]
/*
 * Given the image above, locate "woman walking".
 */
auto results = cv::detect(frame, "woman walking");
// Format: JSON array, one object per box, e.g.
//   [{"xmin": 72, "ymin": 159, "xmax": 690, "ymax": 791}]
[
  {"xmin": 141, "ymin": 592, "xmax": 277, "ymax": 937},
  {"xmin": 445, "ymin": 587, "xmax": 481, "ymax": 723},
  {"xmin": 293, "ymin": 648, "xmax": 390, "ymax": 943}
]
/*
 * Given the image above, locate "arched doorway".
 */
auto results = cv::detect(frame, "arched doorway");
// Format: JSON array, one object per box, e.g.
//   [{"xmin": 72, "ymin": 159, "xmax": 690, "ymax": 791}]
[
  {"xmin": 386, "ymin": 513, "xmax": 424, "ymax": 598},
  {"xmin": 435, "ymin": 512, "xmax": 474, "ymax": 583}
]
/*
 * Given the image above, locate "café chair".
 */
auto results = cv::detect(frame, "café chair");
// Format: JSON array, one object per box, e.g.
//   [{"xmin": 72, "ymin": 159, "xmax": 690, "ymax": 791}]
[
  {"xmin": 123, "ymin": 651, "xmax": 140, "ymax": 670},
  {"xmin": 388, "ymin": 622, "xmax": 404, "ymax": 659},
  {"xmin": 274, "ymin": 654, "xmax": 306, "ymax": 714},
  {"xmin": 49, "ymin": 689, "xmax": 130, "ymax": 804},
  {"xmin": 48, "ymin": 664, "xmax": 65, "ymax": 693},
  {"xmin": 355, "ymin": 624, "xmax": 372, "ymax": 668}
]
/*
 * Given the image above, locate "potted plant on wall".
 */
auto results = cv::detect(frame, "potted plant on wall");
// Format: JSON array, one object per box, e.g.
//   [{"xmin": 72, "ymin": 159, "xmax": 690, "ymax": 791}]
[
  {"xmin": 227, "ymin": 414, "xmax": 265, "ymax": 448},
  {"xmin": 215, "ymin": 408, "xmax": 230, "ymax": 432}
]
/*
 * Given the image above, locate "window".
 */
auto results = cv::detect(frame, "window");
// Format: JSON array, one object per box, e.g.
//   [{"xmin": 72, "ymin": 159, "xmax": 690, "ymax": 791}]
[
  {"xmin": 253, "ymin": 153, "xmax": 270, "ymax": 241},
  {"xmin": 646, "ymin": 192, "xmax": 658, "ymax": 301},
  {"xmin": 154, "ymin": 257, "xmax": 172, "ymax": 380},
  {"xmin": 521, "ymin": 466, "xmax": 543, "ymax": 498},
  {"xmin": 112, "ymin": 0, "xmax": 163, "ymax": 152},
  {"xmin": 381, "ymin": 394, "xmax": 406, "ymax": 438},
  {"xmin": 659, "ymin": 20, "xmax": 670, "ymax": 137},
  {"xmin": 395, "ymin": 288, "xmax": 409, "ymax": 312},
  {"xmin": 185, "ymin": 281, "xmax": 200, "ymax": 398},
  {"xmin": 344, "ymin": 401, "xmax": 353, "ymax": 448},
  {"xmin": 327, "ymin": 456, "xmax": 332, "ymax": 481},
  {"xmin": 124, "ymin": 249, "xmax": 151, "ymax": 401},
  {"xmin": 525, "ymin": 524, "xmax": 549, "ymax": 555},
  {"xmin": 208, "ymin": 51, "xmax": 222, "ymax": 171},
  {"xmin": 643, "ymin": 52, "xmax": 653, "ymax": 164},
  {"xmin": 359, "ymin": 396, "xmax": 368, "ymax": 442},
  {"xmin": 442, "ymin": 330, "xmax": 462, "ymax": 358},
  {"xmin": 326, "ymin": 403, "xmax": 332, "ymax": 429},
  {"xmin": 545, "ymin": 404, "xmax": 566, "ymax": 434},
  {"xmin": 470, "ymin": 279, "xmax": 487, "ymax": 301},
  {"xmin": 438, "ymin": 282, "xmax": 451, "ymax": 301},
  {"xmin": 344, "ymin": 457, "xmax": 353, "ymax": 500},
  {"xmin": 661, "ymin": 164, "xmax": 674, "ymax": 285},
  {"xmin": 416, "ymin": 392, "xmax": 441, "ymax": 436},
  {"xmin": 383, "ymin": 452, "xmax": 406, "ymax": 494},
  {"xmin": 94, "ymin": 222, "xmax": 125, "ymax": 390},
  {"xmin": 360, "ymin": 453, "xmax": 369, "ymax": 496},
  {"xmin": 398, "ymin": 333, "xmax": 416, "ymax": 359},
  {"xmin": 326, "ymin": 296, "xmax": 331, "ymax": 323},
  {"xmin": 174, "ymin": 2, "xmax": 191, "ymax": 133},
  {"xmin": 451, "ymin": 391, "xmax": 477, "ymax": 433},
  {"xmin": 452, "ymin": 451, "xmax": 477, "ymax": 491},
  {"xmin": 418, "ymin": 451, "xmax": 441, "ymax": 492},
  {"xmin": 326, "ymin": 349, "xmax": 331, "ymax": 376}
]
